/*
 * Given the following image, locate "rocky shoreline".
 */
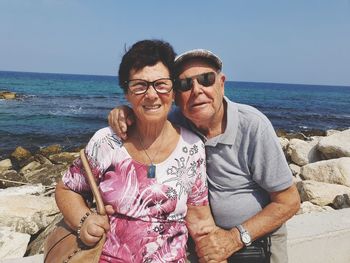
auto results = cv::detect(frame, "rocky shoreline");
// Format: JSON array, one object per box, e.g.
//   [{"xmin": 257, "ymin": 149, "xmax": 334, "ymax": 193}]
[{"xmin": 0, "ymin": 128, "xmax": 349, "ymax": 260}]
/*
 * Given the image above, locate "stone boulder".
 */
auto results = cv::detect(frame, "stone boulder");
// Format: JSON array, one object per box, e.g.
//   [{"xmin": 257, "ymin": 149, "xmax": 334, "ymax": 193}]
[
  {"xmin": 289, "ymin": 163, "xmax": 301, "ymax": 177},
  {"xmin": 19, "ymin": 161, "xmax": 41, "ymax": 175},
  {"xmin": 0, "ymin": 170, "xmax": 28, "ymax": 188},
  {"xmin": 26, "ymin": 213, "xmax": 63, "ymax": 256},
  {"xmin": 300, "ymin": 157, "xmax": 350, "ymax": 187},
  {"xmin": 20, "ymin": 154, "xmax": 53, "ymax": 171},
  {"xmin": 0, "ymin": 159, "xmax": 12, "ymax": 172},
  {"xmin": 38, "ymin": 144, "xmax": 62, "ymax": 157},
  {"xmin": 48, "ymin": 152, "xmax": 79, "ymax": 165},
  {"xmin": 22, "ymin": 163, "xmax": 68, "ymax": 185},
  {"xmin": 325, "ymin": 129, "xmax": 342, "ymax": 136},
  {"xmin": 10, "ymin": 147, "xmax": 32, "ymax": 168},
  {"xmin": 0, "ymin": 184, "xmax": 46, "ymax": 197},
  {"xmin": 333, "ymin": 194, "xmax": 350, "ymax": 209},
  {"xmin": 289, "ymin": 163, "xmax": 302, "ymax": 184},
  {"xmin": 318, "ymin": 129, "xmax": 350, "ymax": 159},
  {"xmin": 296, "ymin": 201, "xmax": 334, "ymax": 215},
  {"xmin": 297, "ymin": 180, "xmax": 350, "ymax": 207},
  {"xmin": 31, "ymin": 154, "xmax": 53, "ymax": 166},
  {"xmin": 0, "ymin": 194, "xmax": 59, "ymax": 235},
  {"xmin": 287, "ymin": 138, "xmax": 321, "ymax": 166},
  {"xmin": 279, "ymin": 137, "xmax": 289, "ymax": 152},
  {"xmin": 0, "ymin": 227, "xmax": 31, "ymax": 259},
  {"xmin": 0, "ymin": 91, "xmax": 17, "ymax": 100}
]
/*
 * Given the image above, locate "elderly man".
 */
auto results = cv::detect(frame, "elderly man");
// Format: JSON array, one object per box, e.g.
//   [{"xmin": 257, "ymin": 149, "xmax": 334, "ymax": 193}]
[{"xmin": 109, "ymin": 49, "xmax": 300, "ymax": 262}]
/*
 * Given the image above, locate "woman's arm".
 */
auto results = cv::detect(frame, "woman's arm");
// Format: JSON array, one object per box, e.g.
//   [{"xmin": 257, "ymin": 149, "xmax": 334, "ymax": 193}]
[
  {"xmin": 186, "ymin": 205, "xmax": 227, "ymax": 263},
  {"xmin": 55, "ymin": 180, "xmax": 109, "ymax": 246},
  {"xmin": 186, "ymin": 205, "xmax": 216, "ymax": 243}
]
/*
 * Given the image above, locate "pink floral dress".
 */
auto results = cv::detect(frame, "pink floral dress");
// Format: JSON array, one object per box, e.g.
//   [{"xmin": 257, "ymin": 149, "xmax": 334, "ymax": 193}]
[{"xmin": 62, "ymin": 126, "xmax": 208, "ymax": 262}]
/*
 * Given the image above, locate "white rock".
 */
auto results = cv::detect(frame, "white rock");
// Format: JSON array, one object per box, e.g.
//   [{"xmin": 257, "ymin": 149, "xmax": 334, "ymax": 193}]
[
  {"xmin": 23, "ymin": 164, "xmax": 66, "ymax": 185},
  {"xmin": 292, "ymin": 175, "xmax": 302, "ymax": 184},
  {"xmin": 318, "ymin": 128, "xmax": 350, "ymax": 159},
  {"xmin": 0, "ymin": 227, "xmax": 30, "ymax": 259},
  {"xmin": 0, "ymin": 195, "xmax": 59, "ymax": 235},
  {"xmin": 297, "ymin": 180, "xmax": 350, "ymax": 206},
  {"xmin": 325, "ymin": 129, "xmax": 341, "ymax": 136},
  {"xmin": 287, "ymin": 138, "xmax": 321, "ymax": 166},
  {"xmin": 300, "ymin": 157, "xmax": 350, "ymax": 187},
  {"xmin": 19, "ymin": 161, "xmax": 41, "ymax": 175},
  {"xmin": 0, "ymin": 184, "xmax": 46, "ymax": 197},
  {"xmin": 289, "ymin": 163, "xmax": 301, "ymax": 176},
  {"xmin": 296, "ymin": 201, "xmax": 334, "ymax": 215},
  {"xmin": 279, "ymin": 137, "xmax": 289, "ymax": 152},
  {"xmin": 0, "ymin": 254, "xmax": 44, "ymax": 263},
  {"xmin": 0, "ymin": 159, "xmax": 12, "ymax": 172}
]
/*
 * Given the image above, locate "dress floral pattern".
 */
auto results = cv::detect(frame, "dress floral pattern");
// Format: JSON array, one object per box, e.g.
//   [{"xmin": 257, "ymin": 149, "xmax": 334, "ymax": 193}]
[{"xmin": 62, "ymin": 127, "xmax": 208, "ymax": 262}]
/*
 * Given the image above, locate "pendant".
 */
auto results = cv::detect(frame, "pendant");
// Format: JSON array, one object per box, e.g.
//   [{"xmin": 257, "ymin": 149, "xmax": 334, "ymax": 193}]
[{"xmin": 147, "ymin": 164, "xmax": 156, "ymax": 178}]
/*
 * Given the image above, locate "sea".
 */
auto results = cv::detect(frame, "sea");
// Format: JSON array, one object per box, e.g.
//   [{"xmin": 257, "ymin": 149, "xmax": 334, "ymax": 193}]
[{"xmin": 1, "ymin": 71, "xmax": 350, "ymax": 159}]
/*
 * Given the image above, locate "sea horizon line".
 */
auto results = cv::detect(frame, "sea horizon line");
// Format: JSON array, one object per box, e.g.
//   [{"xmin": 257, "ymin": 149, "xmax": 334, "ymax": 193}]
[{"xmin": 1, "ymin": 70, "xmax": 350, "ymax": 88}]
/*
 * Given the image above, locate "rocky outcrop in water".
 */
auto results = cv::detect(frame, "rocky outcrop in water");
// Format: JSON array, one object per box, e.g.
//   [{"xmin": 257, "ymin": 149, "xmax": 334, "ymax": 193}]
[{"xmin": 0, "ymin": 91, "xmax": 17, "ymax": 100}]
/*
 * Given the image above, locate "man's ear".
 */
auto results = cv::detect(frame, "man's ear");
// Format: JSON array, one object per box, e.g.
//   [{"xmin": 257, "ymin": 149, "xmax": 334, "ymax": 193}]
[
  {"xmin": 219, "ymin": 74, "xmax": 226, "ymax": 91},
  {"xmin": 220, "ymin": 73, "xmax": 226, "ymax": 85}
]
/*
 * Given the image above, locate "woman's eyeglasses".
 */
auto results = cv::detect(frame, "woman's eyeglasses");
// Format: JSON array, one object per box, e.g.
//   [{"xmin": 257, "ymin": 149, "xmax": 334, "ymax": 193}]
[
  {"xmin": 174, "ymin": 72, "xmax": 218, "ymax": 92},
  {"xmin": 125, "ymin": 78, "xmax": 173, "ymax": 95}
]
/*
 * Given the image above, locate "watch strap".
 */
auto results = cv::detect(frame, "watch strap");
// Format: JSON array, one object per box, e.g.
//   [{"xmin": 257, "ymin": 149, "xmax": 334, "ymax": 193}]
[{"xmin": 236, "ymin": 224, "xmax": 245, "ymax": 234}]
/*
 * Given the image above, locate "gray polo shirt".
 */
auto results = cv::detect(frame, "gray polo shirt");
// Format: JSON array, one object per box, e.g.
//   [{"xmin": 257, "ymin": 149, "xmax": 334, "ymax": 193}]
[{"xmin": 169, "ymin": 97, "xmax": 293, "ymax": 229}]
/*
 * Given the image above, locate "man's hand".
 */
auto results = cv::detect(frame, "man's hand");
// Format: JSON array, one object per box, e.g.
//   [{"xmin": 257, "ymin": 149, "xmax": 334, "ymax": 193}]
[
  {"xmin": 79, "ymin": 213, "xmax": 109, "ymax": 247},
  {"xmin": 107, "ymin": 105, "xmax": 134, "ymax": 140},
  {"xmin": 196, "ymin": 227, "xmax": 243, "ymax": 263}
]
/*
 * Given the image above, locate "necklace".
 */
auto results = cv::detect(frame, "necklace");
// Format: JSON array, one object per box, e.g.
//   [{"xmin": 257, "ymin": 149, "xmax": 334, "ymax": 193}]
[{"xmin": 137, "ymin": 127, "xmax": 166, "ymax": 179}]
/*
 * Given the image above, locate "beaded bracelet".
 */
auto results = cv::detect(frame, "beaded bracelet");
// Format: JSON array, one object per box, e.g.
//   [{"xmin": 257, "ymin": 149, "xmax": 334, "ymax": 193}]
[{"xmin": 76, "ymin": 211, "xmax": 92, "ymax": 239}]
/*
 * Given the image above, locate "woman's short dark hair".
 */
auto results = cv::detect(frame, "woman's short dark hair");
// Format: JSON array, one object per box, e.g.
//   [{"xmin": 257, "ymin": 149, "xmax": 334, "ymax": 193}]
[{"xmin": 118, "ymin": 39, "xmax": 176, "ymax": 93}]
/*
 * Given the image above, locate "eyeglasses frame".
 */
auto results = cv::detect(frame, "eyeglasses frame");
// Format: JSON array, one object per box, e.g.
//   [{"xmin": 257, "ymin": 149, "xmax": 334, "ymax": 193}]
[{"xmin": 125, "ymin": 78, "xmax": 174, "ymax": 95}]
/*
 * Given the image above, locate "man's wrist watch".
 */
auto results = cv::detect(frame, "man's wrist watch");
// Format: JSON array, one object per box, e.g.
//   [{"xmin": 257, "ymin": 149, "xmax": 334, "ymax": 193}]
[{"xmin": 235, "ymin": 224, "xmax": 252, "ymax": 246}]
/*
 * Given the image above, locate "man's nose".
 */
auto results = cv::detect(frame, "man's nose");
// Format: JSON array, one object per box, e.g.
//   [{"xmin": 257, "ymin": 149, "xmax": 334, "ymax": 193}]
[{"xmin": 191, "ymin": 79, "xmax": 204, "ymax": 94}]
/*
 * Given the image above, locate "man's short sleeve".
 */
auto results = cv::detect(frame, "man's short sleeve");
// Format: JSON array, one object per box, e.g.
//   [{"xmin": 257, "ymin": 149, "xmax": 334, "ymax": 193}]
[{"xmin": 248, "ymin": 119, "xmax": 293, "ymax": 192}]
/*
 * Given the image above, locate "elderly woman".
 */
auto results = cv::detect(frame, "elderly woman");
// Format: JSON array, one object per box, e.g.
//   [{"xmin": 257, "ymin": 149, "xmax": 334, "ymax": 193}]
[{"xmin": 55, "ymin": 40, "xmax": 217, "ymax": 262}]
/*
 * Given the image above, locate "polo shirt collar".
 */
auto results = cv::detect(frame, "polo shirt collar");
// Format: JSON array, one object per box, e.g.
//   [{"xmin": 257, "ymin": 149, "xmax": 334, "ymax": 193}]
[{"xmin": 190, "ymin": 97, "xmax": 238, "ymax": 147}]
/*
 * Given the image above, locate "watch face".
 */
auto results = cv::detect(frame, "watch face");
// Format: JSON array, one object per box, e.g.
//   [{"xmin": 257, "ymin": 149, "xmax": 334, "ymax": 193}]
[{"xmin": 242, "ymin": 233, "xmax": 251, "ymax": 244}]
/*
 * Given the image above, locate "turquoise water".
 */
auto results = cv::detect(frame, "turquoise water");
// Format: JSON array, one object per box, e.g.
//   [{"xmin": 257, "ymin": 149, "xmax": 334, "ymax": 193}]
[
  {"xmin": 1, "ymin": 71, "xmax": 349, "ymax": 158},
  {"xmin": 226, "ymin": 81, "xmax": 350, "ymax": 131}
]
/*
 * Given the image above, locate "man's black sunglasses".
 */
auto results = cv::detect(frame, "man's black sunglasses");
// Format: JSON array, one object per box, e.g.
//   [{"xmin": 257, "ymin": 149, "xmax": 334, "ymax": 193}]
[{"xmin": 174, "ymin": 72, "xmax": 218, "ymax": 92}]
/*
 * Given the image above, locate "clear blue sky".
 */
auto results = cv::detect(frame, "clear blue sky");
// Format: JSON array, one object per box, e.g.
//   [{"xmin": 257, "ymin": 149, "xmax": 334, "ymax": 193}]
[{"xmin": 1, "ymin": 0, "xmax": 350, "ymax": 86}]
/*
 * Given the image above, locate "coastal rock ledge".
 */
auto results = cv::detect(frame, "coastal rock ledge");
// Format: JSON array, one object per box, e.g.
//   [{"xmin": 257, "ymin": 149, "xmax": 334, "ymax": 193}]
[
  {"xmin": 0, "ymin": 128, "xmax": 350, "ymax": 261},
  {"xmin": 0, "ymin": 91, "xmax": 17, "ymax": 100}
]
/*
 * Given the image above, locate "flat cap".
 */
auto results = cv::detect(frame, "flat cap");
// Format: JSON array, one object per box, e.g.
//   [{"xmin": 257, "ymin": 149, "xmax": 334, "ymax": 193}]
[{"xmin": 174, "ymin": 49, "xmax": 222, "ymax": 71}]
